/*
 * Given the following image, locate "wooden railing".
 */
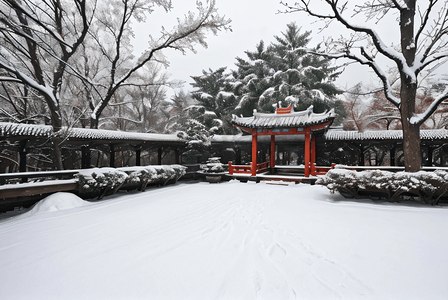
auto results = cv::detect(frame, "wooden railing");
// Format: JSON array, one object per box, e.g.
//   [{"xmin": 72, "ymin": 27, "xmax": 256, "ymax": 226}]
[
  {"xmin": 228, "ymin": 162, "xmax": 338, "ymax": 177},
  {"xmin": 228, "ymin": 162, "xmax": 251, "ymax": 174},
  {"xmin": 228, "ymin": 162, "xmax": 270, "ymax": 175},
  {"xmin": 334, "ymin": 165, "xmax": 448, "ymax": 172},
  {"xmin": 0, "ymin": 170, "xmax": 80, "ymax": 199},
  {"xmin": 256, "ymin": 162, "xmax": 270, "ymax": 173},
  {"xmin": 0, "ymin": 180, "xmax": 79, "ymax": 199},
  {"xmin": 311, "ymin": 163, "xmax": 337, "ymax": 176},
  {"xmin": 0, "ymin": 170, "xmax": 79, "ymax": 185}
]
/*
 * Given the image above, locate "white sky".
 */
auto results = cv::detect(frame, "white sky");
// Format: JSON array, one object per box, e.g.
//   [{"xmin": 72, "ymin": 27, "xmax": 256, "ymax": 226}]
[{"xmin": 132, "ymin": 0, "xmax": 382, "ymax": 97}]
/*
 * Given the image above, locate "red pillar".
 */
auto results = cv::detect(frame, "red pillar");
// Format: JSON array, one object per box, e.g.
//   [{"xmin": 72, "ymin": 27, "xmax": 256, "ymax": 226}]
[
  {"xmin": 228, "ymin": 162, "xmax": 233, "ymax": 175},
  {"xmin": 270, "ymin": 135, "xmax": 275, "ymax": 168},
  {"xmin": 304, "ymin": 130, "xmax": 311, "ymax": 177},
  {"xmin": 311, "ymin": 133, "xmax": 316, "ymax": 175},
  {"xmin": 251, "ymin": 133, "xmax": 257, "ymax": 176}
]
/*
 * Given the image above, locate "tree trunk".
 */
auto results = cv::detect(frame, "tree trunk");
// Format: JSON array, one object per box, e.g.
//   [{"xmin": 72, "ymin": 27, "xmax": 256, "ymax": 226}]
[
  {"xmin": 91, "ymin": 117, "xmax": 99, "ymax": 129},
  {"xmin": 46, "ymin": 95, "xmax": 64, "ymax": 170},
  {"xmin": 390, "ymin": 146, "xmax": 395, "ymax": 166},
  {"xmin": 401, "ymin": 80, "xmax": 422, "ymax": 172},
  {"xmin": 400, "ymin": 78, "xmax": 421, "ymax": 172},
  {"xmin": 399, "ymin": 0, "xmax": 420, "ymax": 172},
  {"xmin": 52, "ymin": 137, "xmax": 64, "ymax": 170},
  {"xmin": 401, "ymin": 121, "xmax": 421, "ymax": 172}
]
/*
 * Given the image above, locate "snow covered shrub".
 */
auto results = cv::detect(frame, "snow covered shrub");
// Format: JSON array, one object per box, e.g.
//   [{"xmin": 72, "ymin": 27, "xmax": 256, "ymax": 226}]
[
  {"xmin": 152, "ymin": 165, "xmax": 187, "ymax": 184},
  {"xmin": 75, "ymin": 172, "xmax": 99, "ymax": 193},
  {"xmin": 121, "ymin": 165, "xmax": 186, "ymax": 186},
  {"xmin": 157, "ymin": 166, "xmax": 175, "ymax": 183},
  {"xmin": 75, "ymin": 165, "xmax": 187, "ymax": 195},
  {"xmin": 95, "ymin": 170, "xmax": 128, "ymax": 190},
  {"xmin": 171, "ymin": 165, "xmax": 187, "ymax": 180},
  {"xmin": 316, "ymin": 168, "xmax": 360, "ymax": 198},
  {"xmin": 120, "ymin": 167, "xmax": 158, "ymax": 185},
  {"xmin": 317, "ymin": 166, "xmax": 448, "ymax": 204},
  {"xmin": 76, "ymin": 168, "xmax": 128, "ymax": 193},
  {"xmin": 200, "ymin": 157, "xmax": 226, "ymax": 173}
]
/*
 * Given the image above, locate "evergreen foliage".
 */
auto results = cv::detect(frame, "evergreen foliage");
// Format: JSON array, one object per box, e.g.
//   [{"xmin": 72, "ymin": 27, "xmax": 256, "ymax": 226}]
[
  {"xmin": 163, "ymin": 90, "xmax": 217, "ymax": 163},
  {"xmin": 232, "ymin": 40, "xmax": 275, "ymax": 117},
  {"xmin": 189, "ymin": 22, "xmax": 346, "ymax": 137},
  {"xmin": 190, "ymin": 67, "xmax": 239, "ymax": 134},
  {"xmin": 234, "ymin": 23, "xmax": 344, "ymax": 119}
]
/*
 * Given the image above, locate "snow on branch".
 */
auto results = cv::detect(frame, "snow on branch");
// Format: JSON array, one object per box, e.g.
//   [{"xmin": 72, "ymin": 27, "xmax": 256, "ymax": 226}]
[
  {"xmin": 281, "ymin": 1, "xmax": 415, "ymax": 82},
  {"xmin": 353, "ymin": 0, "xmax": 406, "ymax": 21},
  {"xmin": 0, "ymin": 59, "xmax": 58, "ymax": 107},
  {"xmin": 411, "ymin": 84, "xmax": 448, "ymax": 126},
  {"xmin": 235, "ymin": 94, "xmax": 248, "ymax": 110},
  {"xmin": 2, "ymin": 0, "xmax": 72, "ymax": 49},
  {"xmin": 0, "ymin": 76, "xmax": 21, "ymax": 83},
  {"xmin": 145, "ymin": 0, "xmax": 231, "ymax": 58},
  {"xmin": 104, "ymin": 0, "xmax": 231, "ymax": 98}
]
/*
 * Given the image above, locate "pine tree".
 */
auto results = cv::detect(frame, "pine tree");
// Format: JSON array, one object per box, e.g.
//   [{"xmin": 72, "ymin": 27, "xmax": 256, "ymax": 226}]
[
  {"xmin": 190, "ymin": 67, "xmax": 238, "ymax": 134},
  {"xmin": 188, "ymin": 22, "xmax": 347, "ymax": 131},
  {"xmin": 233, "ymin": 41, "xmax": 274, "ymax": 116},
  {"xmin": 234, "ymin": 23, "xmax": 345, "ymax": 122}
]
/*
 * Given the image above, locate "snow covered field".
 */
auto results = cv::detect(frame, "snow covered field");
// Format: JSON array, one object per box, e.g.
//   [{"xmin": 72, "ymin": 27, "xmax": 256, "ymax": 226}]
[{"xmin": 1, "ymin": 180, "xmax": 448, "ymax": 299}]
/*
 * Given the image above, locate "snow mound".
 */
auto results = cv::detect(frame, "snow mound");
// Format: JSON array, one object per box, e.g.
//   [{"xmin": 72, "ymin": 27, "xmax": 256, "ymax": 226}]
[{"xmin": 27, "ymin": 192, "xmax": 90, "ymax": 216}]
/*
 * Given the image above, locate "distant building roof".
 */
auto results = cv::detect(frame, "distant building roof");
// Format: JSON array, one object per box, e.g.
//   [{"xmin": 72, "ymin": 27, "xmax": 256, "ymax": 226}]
[
  {"xmin": 213, "ymin": 129, "xmax": 448, "ymax": 145},
  {"xmin": 325, "ymin": 129, "xmax": 448, "ymax": 141},
  {"xmin": 232, "ymin": 105, "xmax": 335, "ymax": 130},
  {"xmin": 0, "ymin": 122, "xmax": 182, "ymax": 143},
  {"xmin": 3, "ymin": 122, "xmax": 448, "ymax": 148}
]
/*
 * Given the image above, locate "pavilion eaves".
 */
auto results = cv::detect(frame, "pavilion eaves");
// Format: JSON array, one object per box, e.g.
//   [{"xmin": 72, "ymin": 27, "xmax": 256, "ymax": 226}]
[{"xmin": 232, "ymin": 108, "xmax": 336, "ymax": 130}]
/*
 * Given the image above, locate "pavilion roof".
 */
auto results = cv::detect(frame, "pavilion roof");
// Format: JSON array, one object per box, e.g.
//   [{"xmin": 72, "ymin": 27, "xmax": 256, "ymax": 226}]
[{"xmin": 231, "ymin": 106, "xmax": 335, "ymax": 130}]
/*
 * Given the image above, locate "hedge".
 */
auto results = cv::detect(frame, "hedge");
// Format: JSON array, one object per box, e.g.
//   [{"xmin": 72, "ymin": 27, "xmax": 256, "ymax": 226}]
[
  {"xmin": 316, "ymin": 166, "xmax": 448, "ymax": 205},
  {"xmin": 75, "ymin": 165, "xmax": 187, "ymax": 199}
]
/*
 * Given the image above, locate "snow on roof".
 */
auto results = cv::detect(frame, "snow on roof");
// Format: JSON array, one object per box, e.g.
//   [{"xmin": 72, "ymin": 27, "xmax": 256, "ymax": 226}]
[
  {"xmin": 232, "ymin": 107, "xmax": 335, "ymax": 129},
  {"xmin": 325, "ymin": 129, "xmax": 448, "ymax": 141},
  {"xmin": 0, "ymin": 122, "xmax": 182, "ymax": 143},
  {"xmin": 211, "ymin": 134, "xmax": 305, "ymax": 143},
  {"xmin": 4, "ymin": 122, "xmax": 448, "ymax": 146},
  {"xmin": 0, "ymin": 122, "xmax": 53, "ymax": 138},
  {"xmin": 211, "ymin": 134, "xmax": 252, "ymax": 143},
  {"xmin": 213, "ymin": 129, "xmax": 448, "ymax": 144},
  {"xmin": 69, "ymin": 127, "xmax": 182, "ymax": 142}
]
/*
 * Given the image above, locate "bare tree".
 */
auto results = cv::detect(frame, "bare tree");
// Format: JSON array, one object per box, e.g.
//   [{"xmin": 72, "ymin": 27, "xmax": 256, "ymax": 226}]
[
  {"xmin": 87, "ymin": 0, "xmax": 231, "ymax": 129},
  {"xmin": 0, "ymin": 0, "xmax": 230, "ymax": 169},
  {"xmin": 366, "ymin": 89, "xmax": 402, "ymax": 130},
  {"xmin": 342, "ymin": 82, "xmax": 372, "ymax": 131},
  {"xmin": 0, "ymin": 0, "xmax": 95, "ymax": 169},
  {"xmin": 0, "ymin": 79, "xmax": 49, "ymax": 124},
  {"xmin": 97, "ymin": 64, "xmax": 170, "ymax": 132},
  {"xmin": 162, "ymin": 89, "xmax": 194, "ymax": 132},
  {"xmin": 126, "ymin": 66, "xmax": 170, "ymax": 133},
  {"xmin": 282, "ymin": 0, "xmax": 448, "ymax": 171}
]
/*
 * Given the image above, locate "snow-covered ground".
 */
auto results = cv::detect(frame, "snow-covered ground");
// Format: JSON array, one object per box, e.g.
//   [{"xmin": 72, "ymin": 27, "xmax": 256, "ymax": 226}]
[{"xmin": 1, "ymin": 180, "xmax": 447, "ymax": 299}]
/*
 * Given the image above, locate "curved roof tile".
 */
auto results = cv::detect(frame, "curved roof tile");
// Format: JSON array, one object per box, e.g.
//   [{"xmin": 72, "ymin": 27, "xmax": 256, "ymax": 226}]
[
  {"xmin": 0, "ymin": 122, "xmax": 182, "ymax": 143},
  {"xmin": 325, "ymin": 129, "xmax": 448, "ymax": 141},
  {"xmin": 232, "ymin": 107, "xmax": 336, "ymax": 129}
]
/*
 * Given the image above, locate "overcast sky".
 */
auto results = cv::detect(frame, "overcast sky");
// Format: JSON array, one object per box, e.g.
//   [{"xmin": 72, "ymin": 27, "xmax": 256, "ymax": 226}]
[{"xmin": 132, "ymin": 0, "xmax": 381, "ymax": 97}]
